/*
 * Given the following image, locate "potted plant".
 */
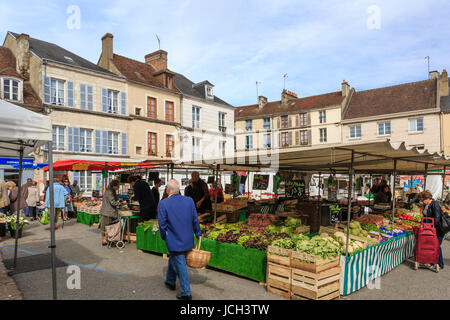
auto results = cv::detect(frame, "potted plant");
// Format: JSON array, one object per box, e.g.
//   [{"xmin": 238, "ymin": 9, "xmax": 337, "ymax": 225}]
[
  {"xmin": 6, "ymin": 216, "xmax": 29, "ymax": 238},
  {"xmin": 0, "ymin": 213, "xmax": 6, "ymax": 237}
]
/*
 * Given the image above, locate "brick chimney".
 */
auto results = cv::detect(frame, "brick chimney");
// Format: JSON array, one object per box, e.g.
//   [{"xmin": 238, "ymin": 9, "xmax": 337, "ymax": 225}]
[
  {"xmin": 258, "ymin": 96, "xmax": 268, "ymax": 110},
  {"xmin": 16, "ymin": 33, "xmax": 30, "ymax": 81},
  {"xmin": 342, "ymin": 80, "xmax": 350, "ymax": 97},
  {"xmin": 281, "ymin": 89, "xmax": 298, "ymax": 106},
  {"xmin": 440, "ymin": 69, "xmax": 449, "ymax": 97},
  {"xmin": 100, "ymin": 33, "xmax": 114, "ymax": 71},
  {"xmin": 145, "ymin": 50, "xmax": 168, "ymax": 72},
  {"xmin": 429, "ymin": 70, "xmax": 439, "ymax": 80}
]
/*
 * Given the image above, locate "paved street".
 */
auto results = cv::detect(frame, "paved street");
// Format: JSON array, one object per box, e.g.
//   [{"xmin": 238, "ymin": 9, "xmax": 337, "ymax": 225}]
[{"xmin": 0, "ymin": 220, "xmax": 449, "ymax": 300}]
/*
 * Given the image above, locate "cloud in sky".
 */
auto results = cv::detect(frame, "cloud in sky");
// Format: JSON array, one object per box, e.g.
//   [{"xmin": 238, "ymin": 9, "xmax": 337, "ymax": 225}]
[{"xmin": 1, "ymin": 0, "xmax": 450, "ymax": 106}]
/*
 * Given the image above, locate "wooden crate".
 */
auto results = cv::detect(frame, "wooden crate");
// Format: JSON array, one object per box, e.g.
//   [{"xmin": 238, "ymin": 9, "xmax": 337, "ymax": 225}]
[
  {"xmin": 291, "ymin": 266, "xmax": 341, "ymax": 291},
  {"xmin": 226, "ymin": 211, "xmax": 242, "ymax": 223},
  {"xmin": 290, "ymin": 251, "xmax": 339, "ymax": 273},
  {"xmin": 291, "ymin": 280, "xmax": 340, "ymax": 300},
  {"xmin": 319, "ymin": 226, "xmax": 371, "ymax": 249},
  {"xmin": 267, "ymin": 263, "xmax": 291, "ymax": 285},
  {"xmin": 267, "ymin": 246, "xmax": 292, "ymax": 267},
  {"xmin": 267, "ymin": 279, "xmax": 291, "ymax": 300},
  {"xmin": 295, "ymin": 226, "xmax": 310, "ymax": 234}
]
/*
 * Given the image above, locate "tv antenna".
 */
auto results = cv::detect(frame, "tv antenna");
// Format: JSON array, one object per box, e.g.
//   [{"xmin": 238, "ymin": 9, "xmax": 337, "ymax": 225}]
[
  {"xmin": 425, "ymin": 56, "xmax": 430, "ymax": 74},
  {"xmin": 256, "ymin": 81, "xmax": 261, "ymax": 102},
  {"xmin": 283, "ymin": 73, "xmax": 288, "ymax": 90},
  {"xmin": 156, "ymin": 34, "xmax": 161, "ymax": 50}
]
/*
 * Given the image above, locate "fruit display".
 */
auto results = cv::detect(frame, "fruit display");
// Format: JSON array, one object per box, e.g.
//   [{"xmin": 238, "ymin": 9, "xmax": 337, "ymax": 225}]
[
  {"xmin": 356, "ymin": 214, "xmax": 385, "ymax": 227},
  {"xmin": 247, "ymin": 214, "xmax": 276, "ymax": 228},
  {"xmin": 343, "ymin": 221, "xmax": 369, "ymax": 238}
]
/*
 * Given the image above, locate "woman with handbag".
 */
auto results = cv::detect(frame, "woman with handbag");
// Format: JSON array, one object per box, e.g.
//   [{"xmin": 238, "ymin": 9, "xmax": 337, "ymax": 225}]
[{"xmin": 99, "ymin": 180, "xmax": 126, "ymax": 246}]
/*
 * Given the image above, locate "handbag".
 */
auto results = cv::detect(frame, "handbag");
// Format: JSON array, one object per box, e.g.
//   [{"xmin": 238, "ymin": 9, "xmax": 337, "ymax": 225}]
[
  {"xmin": 439, "ymin": 211, "xmax": 450, "ymax": 235},
  {"xmin": 40, "ymin": 209, "xmax": 50, "ymax": 225}
]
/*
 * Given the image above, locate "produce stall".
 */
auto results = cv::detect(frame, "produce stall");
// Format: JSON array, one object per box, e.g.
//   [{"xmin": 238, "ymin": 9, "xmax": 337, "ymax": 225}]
[{"xmin": 76, "ymin": 200, "xmax": 102, "ymax": 226}]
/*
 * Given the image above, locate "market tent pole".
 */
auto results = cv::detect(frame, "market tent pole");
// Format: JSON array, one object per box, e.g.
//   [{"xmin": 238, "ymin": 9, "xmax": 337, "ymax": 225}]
[
  {"xmin": 441, "ymin": 166, "xmax": 446, "ymax": 200},
  {"xmin": 410, "ymin": 175, "xmax": 413, "ymax": 193},
  {"xmin": 48, "ymin": 141, "xmax": 57, "ymax": 300},
  {"xmin": 213, "ymin": 164, "xmax": 219, "ymax": 226},
  {"xmin": 391, "ymin": 160, "xmax": 397, "ymax": 236},
  {"xmin": 166, "ymin": 164, "xmax": 170, "ymax": 183},
  {"xmin": 170, "ymin": 163, "xmax": 174, "ymax": 179},
  {"xmin": 247, "ymin": 171, "xmax": 250, "ymax": 199},
  {"xmin": 424, "ymin": 163, "xmax": 428, "ymax": 190},
  {"xmin": 12, "ymin": 145, "xmax": 24, "ymax": 268},
  {"xmin": 317, "ymin": 172, "xmax": 321, "ymax": 228},
  {"xmin": 345, "ymin": 150, "xmax": 354, "ymax": 257}
]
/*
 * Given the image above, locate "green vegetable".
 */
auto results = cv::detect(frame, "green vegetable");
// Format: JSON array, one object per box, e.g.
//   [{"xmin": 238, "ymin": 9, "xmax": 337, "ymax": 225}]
[{"xmin": 271, "ymin": 238, "xmax": 296, "ymax": 249}]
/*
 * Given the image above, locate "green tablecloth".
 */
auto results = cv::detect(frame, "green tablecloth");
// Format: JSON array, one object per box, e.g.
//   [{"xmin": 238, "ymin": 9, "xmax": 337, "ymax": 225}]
[
  {"xmin": 136, "ymin": 225, "xmax": 267, "ymax": 282},
  {"xmin": 77, "ymin": 211, "xmax": 100, "ymax": 226},
  {"xmin": 340, "ymin": 232, "xmax": 415, "ymax": 296}
]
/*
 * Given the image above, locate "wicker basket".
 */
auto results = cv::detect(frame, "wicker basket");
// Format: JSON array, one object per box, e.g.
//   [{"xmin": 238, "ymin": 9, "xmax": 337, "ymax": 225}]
[{"xmin": 186, "ymin": 237, "xmax": 211, "ymax": 269}]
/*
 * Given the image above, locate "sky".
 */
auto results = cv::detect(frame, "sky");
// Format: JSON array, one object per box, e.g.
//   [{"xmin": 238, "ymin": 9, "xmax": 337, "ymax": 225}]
[{"xmin": 1, "ymin": 0, "xmax": 450, "ymax": 106}]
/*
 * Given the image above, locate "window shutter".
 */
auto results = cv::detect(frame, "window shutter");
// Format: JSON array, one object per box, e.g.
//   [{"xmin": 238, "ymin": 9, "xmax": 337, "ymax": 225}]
[
  {"xmin": 295, "ymin": 131, "xmax": 300, "ymax": 145},
  {"xmin": 288, "ymin": 132, "xmax": 292, "ymax": 146},
  {"xmin": 307, "ymin": 113, "xmax": 311, "ymax": 126},
  {"xmin": 87, "ymin": 85, "xmax": 93, "ymax": 110},
  {"xmin": 80, "ymin": 84, "xmax": 86, "ymax": 109},
  {"xmin": 95, "ymin": 130, "xmax": 101, "ymax": 154},
  {"xmin": 43, "ymin": 75, "xmax": 51, "ymax": 104},
  {"xmin": 288, "ymin": 116, "xmax": 292, "ymax": 128},
  {"xmin": 101, "ymin": 88, "xmax": 108, "ymax": 112},
  {"xmin": 308, "ymin": 130, "xmax": 311, "ymax": 145},
  {"xmin": 296, "ymin": 115, "xmax": 299, "ymax": 127},
  {"xmin": 120, "ymin": 92, "xmax": 127, "ymax": 115},
  {"xmin": 278, "ymin": 133, "xmax": 281, "ymax": 147},
  {"xmin": 73, "ymin": 127, "xmax": 80, "ymax": 152},
  {"xmin": 67, "ymin": 127, "xmax": 73, "ymax": 152},
  {"xmin": 67, "ymin": 81, "xmax": 74, "ymax": 107},
  {"xmin": 277, "ymin": 118, "xmax": 280, "ymax": 129},
  {"xmin": 121, "ymin": 133, "xmax": 127, "ymax": 155},
  {"xmin": 102, "ymin": 130, "xmax": 108, "ymax": 154}
]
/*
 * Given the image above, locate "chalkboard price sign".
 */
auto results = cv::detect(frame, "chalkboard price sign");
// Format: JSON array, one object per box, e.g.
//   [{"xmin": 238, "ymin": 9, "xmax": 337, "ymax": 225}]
[
  {"xmin": 330, "ymin": 204, "xmax": 341, "ymax": 224},
  {"xmin": 285, "ymin": 180, "xmax": 306, "ymax": 199},
  {"xmin": 253, "ymin": 174, "xmax": 269, "ymax": 190},
  {"xmin": 328, "ymin": 183, "xmax": 337, "ymax": 202}
]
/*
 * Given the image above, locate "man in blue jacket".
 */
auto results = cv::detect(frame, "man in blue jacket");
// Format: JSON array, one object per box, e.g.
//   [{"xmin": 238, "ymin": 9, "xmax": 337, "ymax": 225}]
[{"xmin": 158, "ymin": 179, "xmax": 202, "ymax": 300}]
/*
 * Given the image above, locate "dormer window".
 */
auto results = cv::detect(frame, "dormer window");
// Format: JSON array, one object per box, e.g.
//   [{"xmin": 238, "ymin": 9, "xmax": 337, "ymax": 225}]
[
  {"xmin": 166, "ymin": 75, "xmax": 174, "ymax": 89},
  {"xmin": 206, "ymin": 85, "xmax": 214, "ymax": 99},
  {"xmin": 1, "ymin": 78, "xmax": 21, "ymax": 101}
]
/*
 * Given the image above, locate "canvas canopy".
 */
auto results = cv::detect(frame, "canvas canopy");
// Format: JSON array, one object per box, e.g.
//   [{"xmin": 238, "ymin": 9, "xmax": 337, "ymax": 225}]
[{"xmin": 0, "ymin": 99, "xmax": 52, "ymax": 156}]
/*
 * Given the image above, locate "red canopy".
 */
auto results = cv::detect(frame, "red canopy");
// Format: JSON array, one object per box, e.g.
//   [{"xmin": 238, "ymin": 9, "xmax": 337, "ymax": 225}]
[{"xmin": 43, "ymin": 160, "xmax": 160, "ymax": 172}]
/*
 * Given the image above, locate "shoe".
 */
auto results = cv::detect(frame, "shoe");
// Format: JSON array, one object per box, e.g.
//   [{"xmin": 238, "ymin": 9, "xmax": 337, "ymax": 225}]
[
  {"xmin": 165, "ymin": 282, "xmax": 176, "ymax": 291},
  {"xmin": 176, "ymin": 294, "xmax": 192, "ymax": 300},
  {"xmin": 102, "ymin": 242, "xmax": 108, "ymax": 246}
]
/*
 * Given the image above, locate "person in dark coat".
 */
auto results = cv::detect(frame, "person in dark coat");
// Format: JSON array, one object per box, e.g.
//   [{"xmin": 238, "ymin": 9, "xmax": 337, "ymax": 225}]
[
  {"xmin": 158, "ymin": 179, "xmax": 202, "ymax": 300},
  {"xmin": 128, "ymin": 176, "xmax": 157, "ymax": 221},
  {"xmin": 418, "ymin": 191, "xmax": 445, "ymax": 270},
  {"xmin": 190, "ymin": 171, "xmax": 211, "ymax": 214},
  {"xmin": 184, "ymin": 180, "xmax": 194, "ymax": 198},
  {"xmin": 152, "ymin": 178, "xmax": 162, "ymax": 207}
]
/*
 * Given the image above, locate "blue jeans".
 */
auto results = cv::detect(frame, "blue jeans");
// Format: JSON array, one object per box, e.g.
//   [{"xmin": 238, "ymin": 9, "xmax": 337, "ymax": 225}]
[
  {"xmin": 166, "ymin": 253, "xmax": 191, "ymax": 296},
  {"xmin": 438, "ymin": 236, "xmax": 444, "ymax": 269},
  {"xmin": 24, "ymin": 206, "xmax": 32, "ymax": 217}
]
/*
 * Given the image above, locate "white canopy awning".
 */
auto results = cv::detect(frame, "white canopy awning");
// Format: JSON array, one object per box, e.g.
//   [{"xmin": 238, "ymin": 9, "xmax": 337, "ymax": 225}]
[{"xmin": 0, "ymin": 99, "xmax": 52, "ymax": 156}]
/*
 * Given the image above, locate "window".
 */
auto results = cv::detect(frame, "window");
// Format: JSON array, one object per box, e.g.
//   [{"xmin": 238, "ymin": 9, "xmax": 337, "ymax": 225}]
[
  {"xmin": 378, "ymin": 121, "xmax": 391, "ymax": 136},
  {"xmin": 79, "ymin": 129, "xmax": 92, "ymax": 153},
  {"xmin": 135, "ymin": 107, "xmax": 142, "ymax": 116},
  {"xmin": 245, "ymin": 135, "xmax": 253, "ymax": 150},
  {"xmin": 300, "ymin": 113, "xmax": 308, "ymax": 127},
  {"xmin": 219, "ymin": 112, "xmax": 226, "ymax": 132},
  {"xmin": 206, "ymin": 86, "xmax": 213, "ymax": 98},
  {"xmin": 192, "ymin": 107, "xmax": 200, "ymax": 128},
  {"xmin": 165, "ymin": 101, "xmax": 175, "ymax": 121},
  {"xmin": 192, "ymin": 137, "xmax": 201, "ymax": 160},
  {"xmin": 281, "ymin": 132, "xmax": 290, "ymax": 147},
  {"xmin": 281, "ymin": 115, "xmax": 289, "ymax": 129},
  {"xmin": 263, "ymin": 134, "xmax": 271, "ymax": 149},
  {"xmin": 136, "ymin": 146, "xmax": 142, "ymax": 155},
  {"xmin": 300, "ymin": 130, "xmax": 309, "ymax": 145},
  {"xmin": 147, "ymin": 97, "xmax": 157, "ymax": 118},
  {"xmin": 350, "ymin": 125, "xmax": 362, "ymax": 139},
  {"xmin": 107, "ymin": 90, "xmax": 118, "ymax": 114},
  {"xmin": 409, "ymin": 118, "xmax": 424, "ymax": 133},
  {"xmin": 52, "ymin": 126, "xmax": 65, "ymax": 151},
  {"xmin": 166, "ymin": 75, "xmax": 173, "ymax": 89},
  {"xmin": 51, "ymin": 79, "xmax": 65, "ymax": 106},
  {"xmin": 320, "ymin": 128, "xmax": 327, "ymax": 143},
  {"xmin": 2, "ymin": 78, "xmax": 19, "ymax": 101},
  {"xmin": 78, "ymin": 171, "xmax": 92, "ymax": 192},
  {"xmin": 263, "ymin": 118, "xmax": 271, "ymax": 130},
  {"xmin": 219, "ymin": 141, "xmax": 226, "ymax": 158},
  {"xmin": 148, "ymin": 132, "xmax": 157, "ymax": 156},
  {"xmin": 319, "ymin": 111, "xmax": 326, "ymax": 124},
  {"xmin": 166, "ymin": 135, "xmax": 175, "ymax": 157},
  {"xmin": 107, "ymin": 132, "xmax": 119, "ymax": 154},
  {"xmin": 79, "ymin": 84, "xmax": 93, "ymax": 110},
  {"xmin": 245, "ymin": 120, "xmax": 252, "ymax": 131}
]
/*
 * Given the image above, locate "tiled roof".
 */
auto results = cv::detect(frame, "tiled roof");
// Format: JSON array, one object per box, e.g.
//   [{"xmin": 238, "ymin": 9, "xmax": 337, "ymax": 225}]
[
  {"xmin": 112, "ymin": 54, "xmax": 179, "ymax": 93},
  {"xmin": 174, "ymin": 73, "xmax": 230, "ymax": 106},
  {"xmin": 0, "ymin": 46, "xmax": 41, "ymax": 106},
  {"xmin": 235, "ymin": 91, "xmax": 344, "ymax": 118},
  {"xmin": 9, "ymin": 31, "xmax": 117, "ymax": 76},
  {"xmin": 343, "ymin": 80, "xmax": 437, "ymax": 119}
]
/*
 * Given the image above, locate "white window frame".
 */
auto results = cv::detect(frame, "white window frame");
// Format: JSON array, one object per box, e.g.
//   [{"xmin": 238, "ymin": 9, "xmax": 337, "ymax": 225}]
[
  {"xmin": 409, "ymin": 118, "xmax": 424, "ymax": 133},
  {"xmin": 192, "ymin": 106, "xmax": 201, "ymax": 129},
  {"xmin": 219, "ymin": 140, "xmax": 226, "ymax": 158},
  {"xmin": 378, "ymin": 121, "xmax": 391, "ymax": 136},
  {"xmin": 320, "ymin": 128, "xmax": 327, "ymax": 143},
  {"xmin": 107, "ymin": 132, "xmax": 119, "ymax": 154},
  {"xmin": 263, "ymin": 118, "xmax": 271, "ymax": 130},
  {"xmin": 319, "ymin": 111, "xmax": 326, "ymax": 124},
  {"xmin": 192, "ymin": 137, "xmax": 201, "ymax": 160},
  {"xmin": 50, "ymin": 78, "xmax": 65, "ymax": 106},
  {"xmin": 52, "ymin": 126, "xmax": 65, "ymax": 151},
  {"xmin": 107, "ymin": 90, "xmax": 119, "ymax": 114},
  {"xmin": 246, "ymin": 120, "xmax": 253, "ymax": 132},
  {"xmin": 206, "ymin": 86, "xmax": 214, "ymax": 98},
  {"xmin": 263, "ymin": 134, "xmax": 271, "ymax": 149},
  {"xmin": 245, "ymin": 135, "xmax": 253, "ymax": 150},
  {"xmin": 79, "ymin": 171, "xmax": 93, "ymax": 192},
  {"xmin": 2, "ymin": 77, "xmax": 21, "ymax": 101},
  {"xmin": 80, "ymin": 129, "xmax": 92, "ymax": 153},
  {"xmin": 219, "ymin": 112, "xmax": 226, "ymax": 132},
  {"xmin": 349, "ymin": 125, "xmax": 362, "ymax": 139}
]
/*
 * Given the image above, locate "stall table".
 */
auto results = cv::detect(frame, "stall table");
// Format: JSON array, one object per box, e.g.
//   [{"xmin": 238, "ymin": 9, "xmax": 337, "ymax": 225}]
[{"xmin": 76, "ymin": 211, "xmax": 100, "ymax": 226}]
